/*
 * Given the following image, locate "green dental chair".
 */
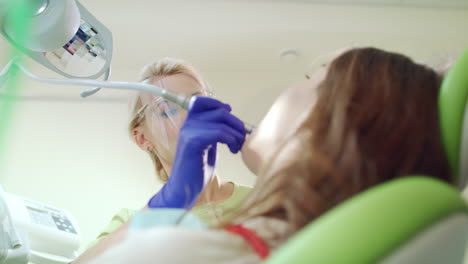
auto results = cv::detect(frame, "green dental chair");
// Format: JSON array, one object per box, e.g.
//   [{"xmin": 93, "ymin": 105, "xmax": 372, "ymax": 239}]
[{"xmin": 264, "ymin": 49, "xmax": 468, "ymax": 264}]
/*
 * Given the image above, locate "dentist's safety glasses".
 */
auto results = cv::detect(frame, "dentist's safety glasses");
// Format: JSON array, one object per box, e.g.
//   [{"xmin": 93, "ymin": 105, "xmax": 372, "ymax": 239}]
[
  {"xmin": 139, "ymin": 92, "xmax": 186, "ymax": 154},
  {"xmin": 134, "ymin": 75, "xmax": 211, "ymax": 155}
]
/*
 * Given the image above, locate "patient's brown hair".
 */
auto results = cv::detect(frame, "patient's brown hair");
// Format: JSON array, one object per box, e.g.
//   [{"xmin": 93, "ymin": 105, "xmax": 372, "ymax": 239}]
[{"xmin": 229, "ymin": 48, "xmax": 451, "ymax": 240}]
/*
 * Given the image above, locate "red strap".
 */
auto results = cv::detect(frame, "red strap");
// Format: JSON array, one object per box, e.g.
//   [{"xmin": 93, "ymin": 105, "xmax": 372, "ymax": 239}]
[{"xmin": 225, "ymin": 224, "xmax": 270, "ymax": 259}]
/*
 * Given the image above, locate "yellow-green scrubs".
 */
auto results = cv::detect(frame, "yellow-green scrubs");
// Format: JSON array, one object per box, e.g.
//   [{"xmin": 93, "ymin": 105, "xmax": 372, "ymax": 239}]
[{"xmin": 86, "ymin": 183, "xmax": 251, "ymax": 249}]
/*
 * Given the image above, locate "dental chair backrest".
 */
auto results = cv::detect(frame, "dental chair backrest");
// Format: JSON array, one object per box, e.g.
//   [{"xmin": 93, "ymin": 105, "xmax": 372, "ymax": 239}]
[
  {"xmin": 439, "ymin": 49, "xmax": 468, "ymax": 189},
  {"xmin": 264, "ymin": 49, "xmax": 468, "ymax": 264},
  {"xmin": 264, "ymin": 177, "xmax": 468, "ymax": 264}
]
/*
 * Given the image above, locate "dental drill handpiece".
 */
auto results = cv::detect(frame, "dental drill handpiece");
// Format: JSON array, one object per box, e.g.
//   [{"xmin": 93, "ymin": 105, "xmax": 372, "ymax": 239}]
[{"xmin": 160, "ymin": 89, "xmax": 256, "ymax": 134}]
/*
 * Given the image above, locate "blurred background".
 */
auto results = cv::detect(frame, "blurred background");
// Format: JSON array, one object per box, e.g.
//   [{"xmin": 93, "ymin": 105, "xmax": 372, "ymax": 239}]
[{"xmin": 0, "ymin": 0, "xmax": 467, "ymax": 249}]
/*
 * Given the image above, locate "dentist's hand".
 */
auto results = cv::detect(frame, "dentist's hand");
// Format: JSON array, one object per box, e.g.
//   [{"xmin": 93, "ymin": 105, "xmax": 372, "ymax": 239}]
[{"xmin": 148, "ymin": 96, "xmax": 247, "ymax": 209}]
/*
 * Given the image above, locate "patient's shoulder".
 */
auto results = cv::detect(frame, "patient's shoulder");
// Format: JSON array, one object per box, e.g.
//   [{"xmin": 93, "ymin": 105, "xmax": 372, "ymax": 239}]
[{"xmin": 91, "ymin": 227, "xmax": 260, "ymax": 264}]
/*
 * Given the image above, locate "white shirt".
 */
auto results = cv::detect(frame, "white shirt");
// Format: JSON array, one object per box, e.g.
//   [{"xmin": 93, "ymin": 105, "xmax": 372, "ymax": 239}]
[{"xmin": 89, "ymin": 218, "xmax": 289, "ymax": 264}]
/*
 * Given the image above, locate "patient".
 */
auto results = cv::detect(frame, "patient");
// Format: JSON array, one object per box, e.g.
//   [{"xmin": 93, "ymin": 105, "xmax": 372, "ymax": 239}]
[{"xmin": 87, "ymin": 47, "xmax": 452, "ymax": 264}]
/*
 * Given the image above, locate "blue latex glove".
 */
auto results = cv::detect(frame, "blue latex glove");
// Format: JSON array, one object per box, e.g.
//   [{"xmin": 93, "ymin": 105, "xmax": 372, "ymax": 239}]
[{"xmin": 148, "ymin": 96, "xmax": 247, "ymax": 209}]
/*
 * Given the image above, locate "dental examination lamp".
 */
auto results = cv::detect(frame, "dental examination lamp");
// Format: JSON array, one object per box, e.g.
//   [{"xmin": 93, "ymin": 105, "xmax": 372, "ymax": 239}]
[
  {"xmin": 0, "ymin": 0, "xmax": 192, "ymax": 108},
  {"xmin": 0, "ymin": 0, "xmax": 113, "ymax": 97},
  {"xmin": 0, "ymin": 0, "xmax": 201, "ymax": 108}
]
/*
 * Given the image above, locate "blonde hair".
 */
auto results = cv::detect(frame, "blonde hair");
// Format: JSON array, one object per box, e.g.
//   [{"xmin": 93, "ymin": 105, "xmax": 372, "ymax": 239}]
[{"xmin": 128, "ymin": 57, "xmax": 211, "ymax": 182}]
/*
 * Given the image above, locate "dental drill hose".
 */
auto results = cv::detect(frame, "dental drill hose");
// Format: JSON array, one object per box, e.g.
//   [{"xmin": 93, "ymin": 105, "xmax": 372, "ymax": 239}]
[{"xmin": 0, "ymin": 59, "xmax": 255, "ymax": 133}]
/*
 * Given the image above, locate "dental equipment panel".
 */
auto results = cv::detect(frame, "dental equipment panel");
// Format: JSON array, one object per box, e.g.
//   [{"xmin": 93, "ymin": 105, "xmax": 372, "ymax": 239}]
[{"xmin": 0, "ymin": 186, "xmax": 81, "ymax": 264}]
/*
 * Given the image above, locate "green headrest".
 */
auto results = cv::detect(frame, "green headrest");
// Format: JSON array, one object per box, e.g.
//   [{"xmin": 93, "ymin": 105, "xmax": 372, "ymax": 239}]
[
  {"xmin": 264, "ymin": 177, "xmax": 467, "ymax": 264},
  {"xmin": 439, "ymin": 49, "xmax": 468, "ymax": 180}
]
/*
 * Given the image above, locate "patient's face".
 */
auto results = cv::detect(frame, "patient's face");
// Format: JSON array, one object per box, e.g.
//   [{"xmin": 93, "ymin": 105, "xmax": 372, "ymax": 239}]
[{"xmin": 241, "ymin": 66, "xmax": 327, "ymax": 175}]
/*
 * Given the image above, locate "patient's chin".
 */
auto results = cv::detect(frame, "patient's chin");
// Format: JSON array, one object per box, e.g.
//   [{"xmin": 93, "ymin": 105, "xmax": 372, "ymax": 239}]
[{"xmin": 241, "ymin": 142, "xmax": 262, "ymax": 176}]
